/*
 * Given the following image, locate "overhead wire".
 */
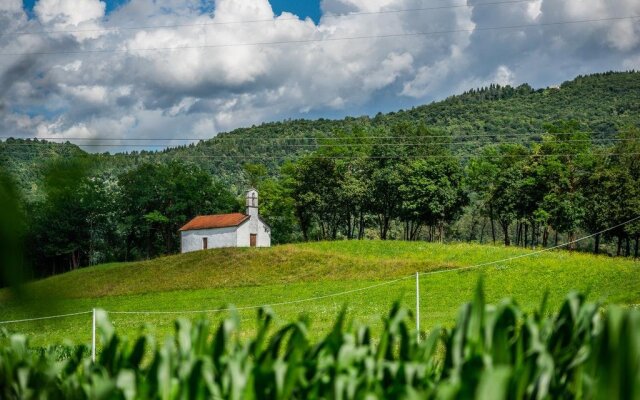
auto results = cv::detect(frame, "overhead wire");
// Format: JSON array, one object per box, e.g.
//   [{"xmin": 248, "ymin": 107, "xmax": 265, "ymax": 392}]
[
  {"xmin": 1, "ymin": 137, "xmax": 637, "ymax": 148},
  {"xmin": 0, "ymin": 130, "xmax": 631, "ymax": 142},
  {"xmin": 1, "ymin": 0, "xmax": 537, "ymax": 37},
  {"xmin": 2, "ymin": 15, "xmax": 639, "ymax": 56},
  {"xmin": 1, "ymin": 151, "xmax": 638, "ymax": 161}
]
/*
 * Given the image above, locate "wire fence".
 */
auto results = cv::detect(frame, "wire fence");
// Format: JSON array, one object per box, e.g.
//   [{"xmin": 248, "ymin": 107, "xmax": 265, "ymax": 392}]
[
  {"xmin": 1, "ymin": 215, "xmax": 638, "ymax": 324},
  {"xmin": 0, "ymin": 311, "xmax": 92, "ymax": 325},
  {"xmin": 0, "ymin": 216, "xmax": 638, "ymax": 361}
]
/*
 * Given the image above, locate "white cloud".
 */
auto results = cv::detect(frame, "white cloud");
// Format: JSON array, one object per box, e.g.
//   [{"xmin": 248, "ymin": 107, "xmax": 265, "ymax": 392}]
[
  {"xmin": 526, "ymin": 0, "xmax": 543, "ymax": 20},
  {"xmin": 493, "ymin": 65, "xmax": 515, "ymax": 86},
  {"xmin": 538, "ymin": 0, "xmax": 640, "ymax": 51},
  {"xmin": 214, "ymin": 0, "xmax": 274, "ymax": 20},
  {"xmin": 606, "ymin": 19, "xmax": 640, "ymax": 51},
  {"xmin": 622, "ymin": 54, "xmax": 640, "ymax": 69},
  {"xmin": 191, "ymin": 117, "xmax": 216, "ymax": 137},
  {"xmin": 34, "ymin": 0, "xmax": 105, "ymax": 25},
  {"xmin": 362, "ymin": 52, "xmax": 413, "ymax": 91},
  {"xmin": 0, "ymin": 0, "xmax": 639, "ymax": 150},
  {"xmin": 58, "ymin": 60, "xmax": 83, "ymax": 72},
  {"xmin": 60, "ymin": 84, "xmax": 108, "ymax": 104},
  {"xmin": 401, "ymin": 45, "xmax": 467, "ymax": 98},
  {"xmin": 0, "ymin": 0, "xmax": 22, "ymax": 13},
  {"xmin": 34, "ymin": 0, "xmax": 106, "ymax": 41}
]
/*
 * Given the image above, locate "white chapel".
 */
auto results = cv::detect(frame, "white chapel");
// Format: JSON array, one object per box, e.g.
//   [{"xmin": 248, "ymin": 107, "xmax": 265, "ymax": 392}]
[{"xmin": 179, "ymin": 189, "xmax": 271, "ymax": 252}]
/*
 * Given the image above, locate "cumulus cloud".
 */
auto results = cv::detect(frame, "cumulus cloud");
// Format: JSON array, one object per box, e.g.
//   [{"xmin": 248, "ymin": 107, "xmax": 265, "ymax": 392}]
[
  {"xmin": 0, "ymin": 0, "xmax": 22, "ymax": 13},
  {"xmin": 34, "ymin": 0, "xmax": 105, "ymax": 26},
  {"xmin": 0, "ymin": 0, "xmax": 638, "ymax": 149}
]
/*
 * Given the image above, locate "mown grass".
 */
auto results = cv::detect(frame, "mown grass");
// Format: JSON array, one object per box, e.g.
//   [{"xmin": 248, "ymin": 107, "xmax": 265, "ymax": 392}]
[{"xmin": 0, "ymin": 241, "xmax": 638, "ymax": 347}]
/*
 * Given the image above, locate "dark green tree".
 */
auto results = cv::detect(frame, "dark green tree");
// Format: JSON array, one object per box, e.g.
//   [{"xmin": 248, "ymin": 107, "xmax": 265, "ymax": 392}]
[
  {"xmin": 243, "ymin": 163, "xmax": 268, "ymax": 188},
  {"xmin": 399, "ymin": 156, "xmax": 467, "ymax": 241},
  {"xmin": 482, "ymin": 144, "xmax": 530, "ymax": 246},
  {"xmin": 602, "ymin": 128, "xmax": 640, "ymax": 256},
  {"xmin": 537, "ymin": 122, "xmax": 591, "ymax": 249},
  {"xmin": 0, "ymin": 167, "xmax": 29, "ymax": 287},
  {"xmin": 466, "ymin": 147, "xmax": 501, "ymax": 244},
  {"xmin": 284, "ymin": 156, "xmax": 343, "ymax": 240},
  {"xmin": 118, "ymin": 161, "xmax": 237, "ymax": 259},
  {"xmin": 28, "ymin": 157, "xmax": 95, "ymax": 273}
]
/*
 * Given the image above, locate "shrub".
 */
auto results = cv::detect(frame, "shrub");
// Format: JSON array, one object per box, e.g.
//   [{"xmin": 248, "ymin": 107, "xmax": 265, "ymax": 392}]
[{"xmin": 0, "ymin": 284, "xmax": 638, "ymax": 399}]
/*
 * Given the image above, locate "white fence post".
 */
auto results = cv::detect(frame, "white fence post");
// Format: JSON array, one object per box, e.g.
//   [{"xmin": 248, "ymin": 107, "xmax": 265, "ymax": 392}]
[
  {"xmin": 92, "ymin": 308, "xmax": 96, "ymax": 363},
  {"xmin": 416, "ymin": 272, "xmax": 420, "ymax": 342}
]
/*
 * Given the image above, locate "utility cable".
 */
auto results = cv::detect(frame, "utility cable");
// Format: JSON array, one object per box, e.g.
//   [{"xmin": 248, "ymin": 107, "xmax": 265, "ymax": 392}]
[
  {"xmin": 0, "ymin": 128, "xmax": 632, "ymax": 143},
  {"xmin": 1, "ymin": 137, "xmax": 637, "ymax": 148},
  {"xmin": 2, "ymin": 15, "xmax": 638, "ymax": 56},
  {"xmin": 2, "ymin": 151, "xmax": 638, "ymax": 160},
  {"xmin": 0, "ymin": 131, "xmax": 629, "ymax": 142},
  {"xmin": 1, "ymin": 0, "xmax": 536, "ymax": 37}
]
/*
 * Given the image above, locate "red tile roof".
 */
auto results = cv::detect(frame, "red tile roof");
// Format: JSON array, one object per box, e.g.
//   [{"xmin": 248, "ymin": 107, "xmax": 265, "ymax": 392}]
[{"xmin": 179, "ymin": 213, "xmax": 249, "ymax": 231}]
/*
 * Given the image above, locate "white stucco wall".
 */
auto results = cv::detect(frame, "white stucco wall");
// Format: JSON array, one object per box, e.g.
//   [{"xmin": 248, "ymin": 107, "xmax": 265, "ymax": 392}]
[
  {"xmin": 236, "ymin": 215, "xmax": 271, "ymax": 247},
  {"xmin": 180, "ymin": 215, "xmax": 271, "ymax": 253},
  {"xmin": 181, "ymin": 227, "xmax": 237, "ymax": 253},
  {"xmin": 180, "ymin": 188, "xmax": 272, "ymax": 253}
]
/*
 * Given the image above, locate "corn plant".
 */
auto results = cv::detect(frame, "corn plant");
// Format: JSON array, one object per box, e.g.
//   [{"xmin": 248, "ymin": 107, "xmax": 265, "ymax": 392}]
[{"xmin": 0, "ymin": 284, "xmax": 638, "ymax": 399}]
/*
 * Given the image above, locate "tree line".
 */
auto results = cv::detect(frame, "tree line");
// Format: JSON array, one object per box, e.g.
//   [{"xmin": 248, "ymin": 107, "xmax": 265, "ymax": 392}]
[
  {"xmin": 19, "ymin": 160, "xmax": 238, "ymax": 278},
  {"xmin": 1, "ymin": 121, "xmax": 638, "ymax": 283},
  {"xmin": 272, "ymin": 122, "xmax": 640, "ymax": 255}
]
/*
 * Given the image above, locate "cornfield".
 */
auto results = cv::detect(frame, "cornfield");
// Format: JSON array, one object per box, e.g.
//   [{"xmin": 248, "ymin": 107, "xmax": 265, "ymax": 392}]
[{"xmin": 1, "ymin": 284, "xmax": 638, "ymax": 399}]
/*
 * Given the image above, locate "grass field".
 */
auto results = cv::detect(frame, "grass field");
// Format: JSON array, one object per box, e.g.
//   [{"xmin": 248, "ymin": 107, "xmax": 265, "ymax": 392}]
[{"xmin": 0, "ymin": 241, "xmax": 639, "ymax": 348}]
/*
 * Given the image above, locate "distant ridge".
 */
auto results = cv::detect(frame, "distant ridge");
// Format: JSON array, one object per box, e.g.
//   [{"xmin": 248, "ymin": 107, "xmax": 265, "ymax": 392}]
[{"xmin": 2, "ymin": 70, "xmax": 639, "ymax": 197}]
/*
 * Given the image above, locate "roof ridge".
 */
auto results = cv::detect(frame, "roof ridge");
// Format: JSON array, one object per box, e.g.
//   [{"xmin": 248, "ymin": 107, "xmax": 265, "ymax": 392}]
[{"xmin": 179, "ymin": 213, "xmax": 250, "ymax": 231}]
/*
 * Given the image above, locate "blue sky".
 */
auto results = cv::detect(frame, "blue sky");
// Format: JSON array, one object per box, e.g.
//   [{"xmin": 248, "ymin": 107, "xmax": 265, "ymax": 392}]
[
  {"xmin": 23, "ymin": 0, "xmax": 322, "ymax": 22},
  {"xmin": 269, "ymin": 0, "xmax": 321, "ymax": 23},
  {"xmin": 24, "ymin": 0, "xmax": 128, "ymax": 14}
]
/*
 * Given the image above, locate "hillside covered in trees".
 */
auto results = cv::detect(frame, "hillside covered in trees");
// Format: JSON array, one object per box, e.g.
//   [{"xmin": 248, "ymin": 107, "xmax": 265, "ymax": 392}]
[
  {"xmin": 0, "ymin": 71, "xmax": 639, "ymax": 282},
  {"xmin": 2, "ymin": 71, "xmax": 639, "ymax": 197}
]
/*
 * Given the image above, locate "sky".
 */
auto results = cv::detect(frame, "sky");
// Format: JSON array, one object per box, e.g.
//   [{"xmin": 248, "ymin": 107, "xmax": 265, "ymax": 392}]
[{"xmin": 1, "ymin": 0, "xmax": 639, "ymax": 150}]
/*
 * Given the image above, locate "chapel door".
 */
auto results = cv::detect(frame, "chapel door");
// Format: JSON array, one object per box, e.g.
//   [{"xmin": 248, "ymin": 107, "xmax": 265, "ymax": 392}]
[
  {"xmin": 250, "ymin": 234, "xmax": 257, "ymax": 247},
  {"xmin": 203, "ymin": 237, "xmax": 208, "ymax": 250}
]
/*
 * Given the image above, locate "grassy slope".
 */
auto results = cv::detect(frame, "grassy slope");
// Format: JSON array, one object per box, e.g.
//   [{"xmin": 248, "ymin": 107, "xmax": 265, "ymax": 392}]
[{"xmin": 0, "ymin": 241, "xmax": 638, "ymax": 347}]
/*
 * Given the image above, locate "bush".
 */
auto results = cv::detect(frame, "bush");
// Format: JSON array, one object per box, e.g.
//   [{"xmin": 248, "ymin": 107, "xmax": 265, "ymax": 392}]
[{"xmin": 1, "ymin": 284, "xmax": 638, "ymax": 399}]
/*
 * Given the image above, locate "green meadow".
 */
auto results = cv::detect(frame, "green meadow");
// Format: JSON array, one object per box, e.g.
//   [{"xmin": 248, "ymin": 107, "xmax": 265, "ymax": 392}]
[{"xmin": 1, "ymin": 241, "xmax": 638, "ymax": 348}]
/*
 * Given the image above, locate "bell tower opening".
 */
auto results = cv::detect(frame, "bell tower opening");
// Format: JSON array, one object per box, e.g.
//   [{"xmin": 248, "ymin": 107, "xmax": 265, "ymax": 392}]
[{"xmin": 245, "ymin": 189, "xmax": 259, "ymax": 218}]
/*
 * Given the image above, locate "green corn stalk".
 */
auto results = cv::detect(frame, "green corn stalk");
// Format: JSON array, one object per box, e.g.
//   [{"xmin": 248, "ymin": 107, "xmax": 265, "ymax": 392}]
[{"xmin": 0, "ymin": 282, "xmax": 638, "ymax": 399}]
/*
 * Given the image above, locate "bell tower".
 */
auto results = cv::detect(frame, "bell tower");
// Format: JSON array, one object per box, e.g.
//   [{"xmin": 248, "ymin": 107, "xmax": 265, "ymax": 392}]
[{"xmin": 246, "ymin": 189, "xmax": 259, "ymax": 218}]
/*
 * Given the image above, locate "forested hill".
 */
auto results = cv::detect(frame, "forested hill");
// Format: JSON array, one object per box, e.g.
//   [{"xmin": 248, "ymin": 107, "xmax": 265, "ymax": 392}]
[
  {"xmin": 2, "ymin": 70, "xmax": 639, "ymax": 197},
  {"xmin": 162, "ymin": 71, "xmax": 640, "ymax": 181}
]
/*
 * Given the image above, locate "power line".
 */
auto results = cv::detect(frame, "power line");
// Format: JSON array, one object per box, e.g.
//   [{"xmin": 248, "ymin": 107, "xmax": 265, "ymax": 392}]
[
  {"xmin": 0, "ymin": 131, "xmax": 629, "ymax": 142},
  {"xmin": 2, "ymin": 15, "xmax": 638, "ymax": 56},
  {"xmin": 0, "ymin": 0, "xmax": 535, "ymax": 37},
  {"xmin": 1, "ymin": 137, "xmax": 637, "ymax": 148},
  {"xmin": 2, "ymin": 151, "xmax": 637, "ymax": 161}
]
